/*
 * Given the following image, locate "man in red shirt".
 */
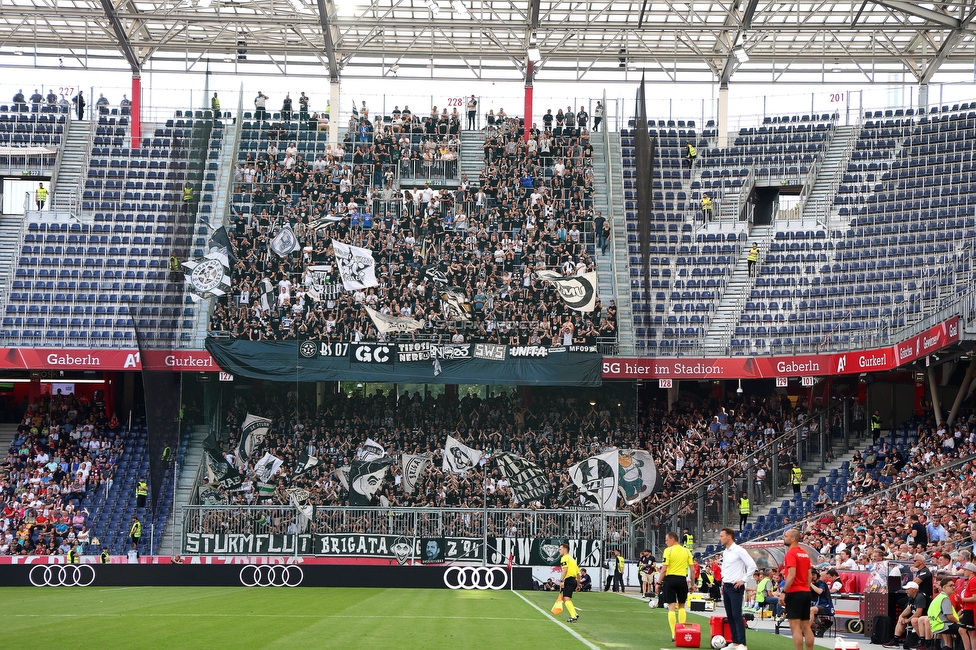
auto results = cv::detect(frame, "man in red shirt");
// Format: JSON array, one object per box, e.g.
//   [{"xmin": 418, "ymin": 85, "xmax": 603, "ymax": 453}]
[
  {"xmin": 779, "ymin": 528, "xmax": 814, "ymax": 650},
  {"xmin": 958, "ymin": 562, "xmax": 976, "ymax": 650}
]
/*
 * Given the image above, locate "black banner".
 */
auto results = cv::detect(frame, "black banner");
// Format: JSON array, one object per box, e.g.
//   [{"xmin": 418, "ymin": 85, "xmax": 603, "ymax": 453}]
[
  {"xmin": 420, "ymin": 538, "xmax": 446, "ymax": 564},
  {"xmin": 206, "ymin": 339, "xmax": 602, "ymax": 386},
  {"xmin": 182, "ymin": 533, "xmax": 604, "ymax": 566},
  {"xmin": 494, "ymin": 452, "xmax": 550, "ymax": 505}
]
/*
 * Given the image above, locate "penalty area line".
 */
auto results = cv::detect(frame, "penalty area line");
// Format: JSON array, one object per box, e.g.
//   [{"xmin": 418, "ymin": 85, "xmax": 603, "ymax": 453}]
[{"xmin": 511, "ymin": 590, "xmax": 600, "ymax": 650}]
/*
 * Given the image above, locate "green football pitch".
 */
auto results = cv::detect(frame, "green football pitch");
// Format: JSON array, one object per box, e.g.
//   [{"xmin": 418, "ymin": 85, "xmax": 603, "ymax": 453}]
[{"xmin": 0, "ymin": 587, "xmax": 804, "ymax": 649}]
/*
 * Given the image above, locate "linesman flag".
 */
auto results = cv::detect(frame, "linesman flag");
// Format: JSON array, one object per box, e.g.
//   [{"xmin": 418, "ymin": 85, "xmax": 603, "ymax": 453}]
[
  {"xmin": 568, "ymin": 450, "xmax": 619, "ymax": 511},
  {"xmin": 442, "ymin": 436, "xmax": 483, "ymax": 474}
]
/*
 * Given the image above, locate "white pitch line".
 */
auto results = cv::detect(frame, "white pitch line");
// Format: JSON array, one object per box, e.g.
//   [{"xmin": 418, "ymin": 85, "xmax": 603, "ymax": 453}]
[
  {"xmin": 10, "ymin": 613, "xmax": 537, "ymax": 621},
  {"xmin": 511, "ymin": 590, "xmax": 601, "ymax": 650}
]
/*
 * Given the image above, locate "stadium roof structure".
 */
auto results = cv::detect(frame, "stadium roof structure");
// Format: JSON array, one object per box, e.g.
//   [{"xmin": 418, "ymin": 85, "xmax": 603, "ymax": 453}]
[{"xmin": 2, "ymin": 0, "xmax": 976, "ymax": 83}]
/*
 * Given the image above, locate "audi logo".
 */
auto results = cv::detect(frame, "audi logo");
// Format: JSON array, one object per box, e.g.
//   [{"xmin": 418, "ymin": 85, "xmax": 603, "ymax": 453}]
[
  {"xmin": 239, "ymin": 564, "xmax": 304, "ymax": 587},
  {"xmin": 29, "ymin": 565, "xmax": 96, "ymax": 587},
  {"xmin": 443, "ymin": 566, "xmax": 508, "ymax": 590}
]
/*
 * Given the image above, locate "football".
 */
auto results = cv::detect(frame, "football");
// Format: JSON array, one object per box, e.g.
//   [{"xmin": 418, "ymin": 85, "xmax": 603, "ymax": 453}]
[{"xmin": 711, "ymin": 635, "xmax": 727, "ymax": 649}]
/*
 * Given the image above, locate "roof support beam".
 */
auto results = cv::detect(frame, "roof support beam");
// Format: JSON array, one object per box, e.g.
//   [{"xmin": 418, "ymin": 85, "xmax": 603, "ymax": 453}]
[
  {"xmin": 919, "ymin": 7, "xmax": 976, "ymax": 84},
  {"xmin": 870, "ymin": 1, "xmax": 959, "ymax": 30},
  {"xmin": 718, "ymin": 0, "xmax": 759, "ymax": 85},
  {"xmin": 98, "ymin": 0, "xmax": 141, "ymax": 71},
  {"xmin": 314, "ymin": 0, "xmax": 341, "ymax": 82}
]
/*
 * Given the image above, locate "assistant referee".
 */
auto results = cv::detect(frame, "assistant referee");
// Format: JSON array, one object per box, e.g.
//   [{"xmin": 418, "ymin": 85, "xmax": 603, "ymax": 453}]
[
  {"xmin": 660, "ymin": 531, "xmax": 693, "ymax": 642},
  {"xmin": 551, "ymin": 542, "xmax": 580, "ymax": 623}
]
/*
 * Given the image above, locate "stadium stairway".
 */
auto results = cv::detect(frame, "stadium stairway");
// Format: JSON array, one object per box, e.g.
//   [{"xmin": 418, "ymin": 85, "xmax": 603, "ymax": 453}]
[
  {"xmin": 592, "ymin": 134, "xmax": 632, "ymax": 353},
  {"xmin": 0, "ymin": 423, "xmax": 19, "ymax": 453},
  {"xmin": 805, "ymin": 125, "xmax": 859, "ymax": 229},
  {"xmin": 701, "ymin": 225, "xmax": 774, "ymax": 354},
  {"xmin": 158, "ymin": 424, "xmax": 209, "ymax": 556},
  {"xmin": 606, "ymin": 131, "xmax": 636, "ymax": 354},
  {"xmin": 458, "ymin": 130, "xmax": 484, "ymax": 186},
  {"xmin": 0, "ymin": 215, "xmax": 26, "ymax": 306},
  {"xmin": 52, "ymin": 119, "xmax": 93, "ymax": 213}
]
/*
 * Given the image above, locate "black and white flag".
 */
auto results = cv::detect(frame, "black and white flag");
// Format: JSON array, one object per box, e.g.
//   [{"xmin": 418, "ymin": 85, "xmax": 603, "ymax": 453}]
[
  {"xmin": 568, "ymin": 450, "xmax": 619, "ymax": 511},
  {"xmin": 442, "ymin": 436, "xmax": 483, "ymax": 474},
  {"xmin": 337, "ymin": 465, "xmax": 351, "ymax": 491},
  {"xmin": 202, "ymin": 431, "xmax": 244, "ymax": 489},
  {"xmin": 495, "ymin": 452, "xmax": 551, "ymax": 505},
  {"xmin": 440, "ymin": 286, "xmax": 472, "ymax": 320},
  {"xmin": 270, "ymin": 224, "xmax": 301, "ymax": 258},
  {"xmin": 236, "ymin": 413, "xmax": 272, "ymax": 464},
  {"xmin": 293, "ymin": 450, "xmax": 321, "ymax": 478},
  {"xmin": 536, "ymin": 270, "xmax": 598, "ymax": 312},
  {"xmin": 198, "ymin": 484, "xmax": 229, "ymax": 506},
  {"xmin": 258, "ymin": 278, "xmax": 276, "ymax": 312},
  {"xmin": 358, "ymin": 437, "xmax": 386, "ymax": 462},
  {"xmin": 432, "ymin": 357, "xmax": 442, "ymax": 377},
  {"xmin": 287, "ymin": 487, "xmax": 314, "ymax": 534},
  {"xmin": 304, "ymin": 265, "xmax": 343, "ymax": 302},
  {"xmin": 183, "ymin": 249, "xmax": 232, "ymax": 302},
  {"xmin": 348, "ymin": 458, "xmax": 393, "ymax": 506},
  {"xmin": 253, "ymin": 452, "xmax": 285, "ymax": 483},
  {"xmin": 309, "ymin": 214, "xmax": 344, "ymax": 230},
  {"xmin": 208, "ymin": 226, "xmax": 237, "ymax": 265},
  {"xmin": 401, "ymin": 453, "xmax": 432, "ymax": 494},
  {"xmin": 617, "ymin": 449, "xmax": 661, "ymax": 505},
  {"xmin": 424, "ymin": 265, "xmax": 449, "ymax": 286},
  {"xmin": 332, "ymin": 239, "xmax": 378, "ymax": 291},
  {"xmin": 365, "ymin": 306, "xmax": 424, "ymax": 334}
]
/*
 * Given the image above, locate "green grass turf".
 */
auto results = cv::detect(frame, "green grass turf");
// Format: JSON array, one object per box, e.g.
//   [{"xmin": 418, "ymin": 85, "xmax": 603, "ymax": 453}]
[{"xmin": 0, "ymin": 587, "xmax": 802, "ymax": 649}]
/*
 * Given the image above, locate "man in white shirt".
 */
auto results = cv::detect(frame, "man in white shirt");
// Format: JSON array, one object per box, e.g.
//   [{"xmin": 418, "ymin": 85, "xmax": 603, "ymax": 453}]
[{"xmin": 720, "ymin": 527, "xmax": 758, "ymax": 650}]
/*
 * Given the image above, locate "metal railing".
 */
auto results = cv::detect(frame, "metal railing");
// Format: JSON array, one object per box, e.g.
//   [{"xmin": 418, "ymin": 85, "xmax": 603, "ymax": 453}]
[
  {"xmin": 181, "ymin": 505, "xmax": 632, "ymax": 559},
  {"xmin": 631, "ymin": 398, "xmax": 854, "ymax": 557}
]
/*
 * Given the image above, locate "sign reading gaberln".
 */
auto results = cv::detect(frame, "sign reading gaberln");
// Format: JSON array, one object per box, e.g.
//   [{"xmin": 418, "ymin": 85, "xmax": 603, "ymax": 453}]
[{"xmin": 182, "ymin": 533, "xmax": 603, "ymax": 566}]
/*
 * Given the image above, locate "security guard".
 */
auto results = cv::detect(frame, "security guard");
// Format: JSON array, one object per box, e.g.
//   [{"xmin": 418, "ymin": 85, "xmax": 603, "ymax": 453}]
[
  {"xmin": 182, "ymin": 183, "xmax": 194, "ymax": 203},
  {"xmin": 684, "ymin": 142, "xmax": 697, "ymax": 168},
  {"xmin": 613, "ymin": 551, "xmax": 625, "ymax": 593},
  {"xmin": 136, "ymin": 477, "xmax": 148, "ymax": 509},
  {"xmin": 36, "ymin": 182, "xmax": 48, "ymax": 211},
  {"xmin": 791, "ymin": 461, "xmax": 803, "ymax": 499},
  {"xmin": 747, "ymin": 243, "xmax": 759, "ymax": 276},
  {"xmin": 701, "ymin": 192, "xmax": 713, "ymax": 222},
  {"xmin": 67, "ymin": 544, "xmax": 80, "ymax": 564},
  {"xmin": 682, "ymin": 528, "xmax": 695, "ymax": 552},
  {"xmin": 871, "ymin": 410, "xmax": 882, "ymax": 442},
  {"xmin": 128, "ymin": 515, "xmax": 142, "ymax": 549},
  {"xmin": 100, "ymin": 548, "xmax": 111, "ymax": 564},
  {"xmin": 211, "ymin": 92, "xmax": 220, "ymax": 115},
  {"xmin": 739, "ymin": 491, "xmax": 751, "ymax": 531},
  {"xmin": 161, "ymin": 445, "xmax": 173, "ymax": 463}
]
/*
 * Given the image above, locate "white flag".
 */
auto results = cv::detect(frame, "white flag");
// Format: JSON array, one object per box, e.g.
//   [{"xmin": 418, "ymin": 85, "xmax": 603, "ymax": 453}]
[
  {"xmin": 287, "ymin": 487, "xmax": 314, "ymax": 533},
  {"xmin": 258, "ymin": 278, "xmax": 276, "ymax": 312},
  {"xmin": 309, "ymin": 214, "xmax": 344, "ymax": 230},
  {"xmin": 365, "ymin": 306, "xmax": 423, "ymax": 334},
  {"xmin": 183, "ymin": 249, "xmax": 232, "ymax": 301},
  {"xmin": 305, "ymin": 265, "xmax": 341, "ymax": 302},
  {"xmin": 337, "ymin": 465, "xmax": 351, "ymax": 491},
  {"xmin": 568, "ymin": 450, "xmax": 619, "ymax": 511},
  {"xmin": 237, "ymin": 413, "xmax": 272, "ymax": 463},
  {"xmin": 253, "ymin": 452, "xmax": 285, "ymax": 483},
  {"xmin": 536, "ymin": 270, "xmax": 598, "ymax": 312},
  {"xmin": 401, "ymin": 453, "xmax": 432, "ymax": 494},
  {"xmin": 358, "ymin": 437, "xmax": 386, "ymax": 462},
  {"xmin": 442, "ymin": 435, "xmax": 483, "ymax": 474},
  {"xmin": 270, "ymin": 224, "xmax": 301, "ymax": 258},
  {"xmin": 332, "ymin": 239, "xmax": 378, "ymax": 291}
]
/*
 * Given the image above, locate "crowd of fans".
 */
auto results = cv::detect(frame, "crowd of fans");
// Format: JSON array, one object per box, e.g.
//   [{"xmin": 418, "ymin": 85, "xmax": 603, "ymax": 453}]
[
  {"xmin": 212, "ymin": 97, "xmax": 614, "ymax": 347},
  {"xmin": 0, "ymin": 393, "xmax": 123, "ymax": 556}
]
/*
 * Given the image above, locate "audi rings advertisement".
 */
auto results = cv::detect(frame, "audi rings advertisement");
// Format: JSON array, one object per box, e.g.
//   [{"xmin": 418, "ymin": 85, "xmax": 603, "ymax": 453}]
[
  {"xmin": 443, "ymin": 566, "xmax": 509, "ymax": 590},
  {"xmin": 239, "ymin": 564, "xmax": 304, "ymax": 587},
  {"xmin": 30, "ymin": 565, "xmax": 96, "ymax": 587},
  {"xmin": 2, "ymin": 563, "xmax": 532, "ymax": 590}
]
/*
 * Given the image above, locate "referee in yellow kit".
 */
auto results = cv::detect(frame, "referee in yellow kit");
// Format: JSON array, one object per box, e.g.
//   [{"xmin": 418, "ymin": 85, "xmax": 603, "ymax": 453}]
[
  {"xmin": 660, "ymin": 531, "xmax": 693, "ymax": 642},
  {"xmin": 551, "ymin": 542, "xmax": 581, "ymax": 623}
]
